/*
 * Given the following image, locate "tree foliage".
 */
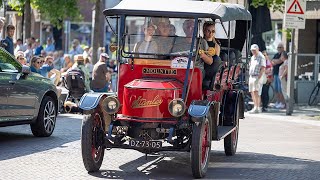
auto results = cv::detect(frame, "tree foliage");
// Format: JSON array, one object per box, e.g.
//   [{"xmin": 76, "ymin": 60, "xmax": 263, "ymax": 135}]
[
  {"xmin": 7, "ymin": 0, "xmax": 82, "ymax": 27},
  {"xmin": 251, "ymin": 0, "xmax": 285, "ymax": 12},
  {"xmin": 209, "ymin": 0, "xmax": 285, "ymax": 12}
]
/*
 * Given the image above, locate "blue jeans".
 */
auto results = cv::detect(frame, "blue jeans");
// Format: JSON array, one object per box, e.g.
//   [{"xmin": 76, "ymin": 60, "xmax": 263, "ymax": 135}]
[{"xmin": 273, "ymin": 75, "xmax": 282, "ymax": 93}]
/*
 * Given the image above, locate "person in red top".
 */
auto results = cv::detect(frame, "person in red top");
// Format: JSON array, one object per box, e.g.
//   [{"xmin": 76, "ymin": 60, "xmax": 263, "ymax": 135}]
[{"xmin": 261, "ymin": 51, "xmax": 273, "ymax": 112}]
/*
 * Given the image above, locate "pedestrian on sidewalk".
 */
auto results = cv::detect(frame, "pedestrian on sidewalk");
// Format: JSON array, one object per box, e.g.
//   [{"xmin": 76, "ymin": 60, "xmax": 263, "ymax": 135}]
[
  {"xmin": 271, "ymin": 42, "xmax": 285, "ymax": 109},
  {"xmin": 279, "ymin": 51, "xmax": 288, "ymax": 107},
  {"xmin": 248, "ymin": 44, "xmax": 266, "ymax": 113},
  {"xmin": 261, "ymin": 51, "xmax": 273, "ymax": 112},
  {"xmin": 1, "ymin": 25, "xmax": 15, "ymax": 55}
]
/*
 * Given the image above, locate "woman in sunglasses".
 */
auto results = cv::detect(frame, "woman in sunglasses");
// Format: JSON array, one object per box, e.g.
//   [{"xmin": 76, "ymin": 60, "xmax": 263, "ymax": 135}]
[
  {"xmin": 202, "ymin": 21, "xmax": 222, "ymax": 80},
  {"xmin": 15, "ymin": 52, "xmax": 27, "ymax": 65},
  {"xmin": 30, "ymin": 56, "xmax": 41, "ymax": 74}
]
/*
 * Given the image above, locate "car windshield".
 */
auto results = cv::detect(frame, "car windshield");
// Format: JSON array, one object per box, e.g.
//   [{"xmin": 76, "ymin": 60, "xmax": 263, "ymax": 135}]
[
  {"xmin": 123, "ymin": 16, "xmax": 197, "ymax": 59},
  {"xmin": 0, "ymin": 62, "xmax": 19, "ymax": 73}
]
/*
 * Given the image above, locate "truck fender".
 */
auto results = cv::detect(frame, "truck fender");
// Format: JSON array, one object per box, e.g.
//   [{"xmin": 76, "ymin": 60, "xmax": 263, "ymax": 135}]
[
  {"xmin": 78, "ymin": 92, "xmax": 116, "ymax": 111},
  {"xmin": 188, "ymin": 100, "xmax": 211, "ymax": 122},
  {"xmin": 220, "ymin": 90, "xmax": 243, "ymax": 126}
]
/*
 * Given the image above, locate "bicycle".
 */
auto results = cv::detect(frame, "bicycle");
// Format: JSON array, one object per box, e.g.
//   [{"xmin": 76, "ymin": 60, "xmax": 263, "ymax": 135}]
[{"xmin": 308, "ymin": 81, "xmax": 320, "ymax": 106}]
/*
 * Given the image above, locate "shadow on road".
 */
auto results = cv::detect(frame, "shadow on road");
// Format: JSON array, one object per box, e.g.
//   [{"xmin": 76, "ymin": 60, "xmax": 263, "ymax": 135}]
[
  {"xmin": 89, "ymin": 151, "xmax": 320, "ymax": 179},
  {"xmin": 0, "ymin": 114, "xmax": 82, "ymax": 161}
]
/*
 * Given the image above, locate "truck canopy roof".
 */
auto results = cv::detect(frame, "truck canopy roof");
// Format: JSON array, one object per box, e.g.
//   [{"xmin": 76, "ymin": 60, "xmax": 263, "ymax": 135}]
[{"xmin": 103, "ymin": 0, "xmax": 251, "ymax": 22}]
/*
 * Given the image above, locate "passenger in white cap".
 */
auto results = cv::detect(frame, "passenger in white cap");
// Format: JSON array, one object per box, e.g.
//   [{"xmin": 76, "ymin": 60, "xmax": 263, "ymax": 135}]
[
  {"xmin": 133, "ymin": 21, "xmax": 158, "ymax": 58},
  {"xmin": 91, "ymin": 53, "xmax": 111, "ymax": 92},
  {"xmin": 248, "ymin": 44, "xmax": 266, "ymax": 113}
]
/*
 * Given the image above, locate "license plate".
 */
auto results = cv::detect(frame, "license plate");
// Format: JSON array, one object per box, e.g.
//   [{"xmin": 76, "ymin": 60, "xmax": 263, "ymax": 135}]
[{"xmin": 129, "ymin": 139, "xmax": 162, "ymax": 149}]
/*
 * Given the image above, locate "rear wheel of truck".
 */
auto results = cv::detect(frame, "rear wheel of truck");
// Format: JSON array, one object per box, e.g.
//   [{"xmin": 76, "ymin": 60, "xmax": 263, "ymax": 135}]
[{"xmin": 224, "ymin": 103, "xmax": 239, "ymax": 156}]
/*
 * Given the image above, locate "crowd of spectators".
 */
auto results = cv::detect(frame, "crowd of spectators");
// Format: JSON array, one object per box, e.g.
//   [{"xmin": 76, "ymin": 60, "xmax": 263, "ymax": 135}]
[{"xmin": 4, "ymin": 24, "xmax": 116, "ymax": 93}]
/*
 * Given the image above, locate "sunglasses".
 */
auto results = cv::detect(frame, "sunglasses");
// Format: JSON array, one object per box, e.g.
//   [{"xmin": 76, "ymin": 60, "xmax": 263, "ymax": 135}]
[{"xmin": 35, "ymin": 61, "xmax": 41, "ymax": 64}]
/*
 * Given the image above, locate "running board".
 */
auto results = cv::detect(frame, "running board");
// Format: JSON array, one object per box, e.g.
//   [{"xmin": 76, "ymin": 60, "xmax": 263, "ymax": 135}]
[{"xmin": 217, "ymin": 126, "xmax": 236, "ymax": 140}]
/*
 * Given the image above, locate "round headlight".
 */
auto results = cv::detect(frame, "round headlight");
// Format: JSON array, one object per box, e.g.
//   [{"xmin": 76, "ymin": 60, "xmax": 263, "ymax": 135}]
[
  {"xmin": 168, "ymin": 98, "xmax": 186, "ymax": 117},
  {"xmin": 102, "ymin": 96, "xmax": 120, "ymax": 114},
  {"xmin": 108, "ymin": 101, "xmax": 117, "ymax": 110}
]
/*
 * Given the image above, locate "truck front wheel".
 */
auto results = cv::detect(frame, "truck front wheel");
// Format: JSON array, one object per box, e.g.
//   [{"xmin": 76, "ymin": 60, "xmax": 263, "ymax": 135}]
[{"xmin": 81, "ymin": 112, "xmax": 105, "ymax": 172}]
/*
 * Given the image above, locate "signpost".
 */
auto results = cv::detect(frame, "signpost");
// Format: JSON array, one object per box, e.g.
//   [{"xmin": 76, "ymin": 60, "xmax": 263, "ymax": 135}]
[
  {"xmin": 284, "ymin": 0, "xmax": 306, "ymax": 115},
  {"xmin": 284, "ymin": 0, "xmax": 306, "ymax": 29}
]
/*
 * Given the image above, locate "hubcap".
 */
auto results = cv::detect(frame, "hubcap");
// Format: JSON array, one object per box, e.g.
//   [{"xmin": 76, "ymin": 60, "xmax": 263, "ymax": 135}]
[
  {"xmin": 44, "ymin": 101, "xmax": 56, "ymax": 133},
  {"xmin": 92, "ymin": 113, "xmax": 103, "ymax": 162},
  {"xmin": 201, "ymin": 119, "xmax": 209, "ymax": 167}
]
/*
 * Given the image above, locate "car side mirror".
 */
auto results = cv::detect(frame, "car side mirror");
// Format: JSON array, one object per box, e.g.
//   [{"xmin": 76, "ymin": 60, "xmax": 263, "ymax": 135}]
[{"xmin": 21, "ymin": 65, "xmax": 31, "ymax": 75}]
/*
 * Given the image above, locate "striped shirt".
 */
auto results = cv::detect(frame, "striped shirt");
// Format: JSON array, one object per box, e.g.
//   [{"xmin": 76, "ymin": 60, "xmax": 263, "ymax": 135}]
[{"xmin": 249, "ymin": 52, "xmax": 266, "ymax": 76}]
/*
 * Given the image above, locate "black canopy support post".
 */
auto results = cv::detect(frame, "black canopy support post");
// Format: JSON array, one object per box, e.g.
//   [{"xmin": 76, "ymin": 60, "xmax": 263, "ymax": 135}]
[
  {"xmin": 227, "ymin": 21, "xmax": 231, "ymax": 66},
  {"xmin": 182, "ymin": 18, "xmax": 198, "ymax": 101},
  {"xmin": 242, "ymin": 20, "xmax": 250, "ymax": 85},
  {"xmin": 219, "ymin": 19, "xmax": 228, "ymax": 37},
  {"xmin": 247, "ymin": 21, "xmax": 252, "ymax": 64},
  {"xmin": 118, "ymin": 15, "xmax": 125, "ymax": 64},
  {"xmin": 106, "ymin": 16, "xmax": 117, "ymax": 36}
]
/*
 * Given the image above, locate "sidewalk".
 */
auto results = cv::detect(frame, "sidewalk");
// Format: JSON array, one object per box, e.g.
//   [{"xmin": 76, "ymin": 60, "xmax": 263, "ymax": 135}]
[{"xmin": 245, "ymin": 105, "xmax": 320, "ymax": 126}]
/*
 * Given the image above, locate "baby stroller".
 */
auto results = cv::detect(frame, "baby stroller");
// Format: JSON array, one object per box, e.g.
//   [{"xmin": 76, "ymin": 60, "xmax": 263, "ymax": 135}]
[{"xmin": 61, "ymin": 69, "xmax": 87, "ymax": 113}]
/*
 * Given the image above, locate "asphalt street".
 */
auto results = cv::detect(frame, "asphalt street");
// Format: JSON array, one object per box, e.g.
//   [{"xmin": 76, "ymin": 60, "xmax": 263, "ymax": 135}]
[{"xmin": 0, "ymin": 113, "xmax": 319, "ymax": 180}]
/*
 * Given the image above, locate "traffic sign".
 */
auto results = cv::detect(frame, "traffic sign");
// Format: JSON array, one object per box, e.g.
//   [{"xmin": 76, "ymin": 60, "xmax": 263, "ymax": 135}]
[{"xmin": 284, "ymin": 0, "xmax": 306, "ymax": 29}]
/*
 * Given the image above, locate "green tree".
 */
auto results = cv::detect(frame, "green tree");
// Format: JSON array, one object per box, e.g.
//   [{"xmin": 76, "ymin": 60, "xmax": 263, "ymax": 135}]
[
  {"xmin": 6, "ymin": 0, "xmax": 81, "ymax": 40},
  {"xmin": 251, "ymin": 0, "xmax": 285, "ymax": 12},
  {"xmin": 209, "ymin": 0, "xmax": 285, "ymax": 12},
  {"xmin": 91, "ymin": 0, "xmax": 104, "ymax": 64}
]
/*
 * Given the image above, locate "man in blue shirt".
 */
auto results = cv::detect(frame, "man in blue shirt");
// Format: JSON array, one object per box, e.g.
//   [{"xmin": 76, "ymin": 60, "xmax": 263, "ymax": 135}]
[
  {"xmin": 44, "ymin": 37, "xmax": 55, "ymax": 53},
  {"xmin": 69, "ymin": 39, "xmax": 83, "ymax": 57},
  {"xmin": 40, "ymin": 56, "xmax": 54, "ymax": 78},
  {"xmin": 2, "ymin": 25, "xmax": 15, "ymax": 55},
  {"xmin": 34, "ymin": 39, "xmax": 43, "ymax": 55}
]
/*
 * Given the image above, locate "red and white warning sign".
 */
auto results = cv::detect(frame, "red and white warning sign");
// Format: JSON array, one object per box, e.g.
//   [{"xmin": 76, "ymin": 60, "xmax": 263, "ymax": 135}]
[{"xmin": 284, "ymin": 0, "xmax": 306, "ymax": 29}]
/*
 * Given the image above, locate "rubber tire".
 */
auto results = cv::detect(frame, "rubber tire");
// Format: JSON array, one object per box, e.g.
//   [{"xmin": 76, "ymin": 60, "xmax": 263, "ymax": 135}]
[
  {"xmin": 308, "ymin": 85, "xmax": 319, "ymax": 106},
  {"xmin": 191, "ymin": 114, "xmax": 212, "ymax": 179},
  {"xmin": 224, "ymin": 103, "xmax": 239, "ymax": 156},
  {"xmin": 30, "ymin": 96, "xmax": 57, "ymax": 137},
  {"xmin": 81, "ymin": 113, "xmax": 105, "ymax": 172}
]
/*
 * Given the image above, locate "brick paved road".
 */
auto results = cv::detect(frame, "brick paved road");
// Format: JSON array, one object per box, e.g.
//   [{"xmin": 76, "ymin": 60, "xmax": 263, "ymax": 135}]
[{"xmin": 0, "ymin": 113, "xmax": 320, "ymax": 180}]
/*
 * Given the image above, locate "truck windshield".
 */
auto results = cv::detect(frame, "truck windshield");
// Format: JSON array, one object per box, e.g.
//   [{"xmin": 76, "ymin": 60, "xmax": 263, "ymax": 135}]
[{"xmin": 123, "ymin": 16, "xmax": 197, "ymax": 59}]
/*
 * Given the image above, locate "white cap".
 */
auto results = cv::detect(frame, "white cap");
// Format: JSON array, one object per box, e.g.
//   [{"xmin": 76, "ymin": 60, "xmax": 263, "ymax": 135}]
[
  {"xmin": 100, "ymin": 53, "xmax": 109, "ymax": 59},
  {"xmin": 250, "ymin": 44, "xmax": 259, "ymax": 50}
]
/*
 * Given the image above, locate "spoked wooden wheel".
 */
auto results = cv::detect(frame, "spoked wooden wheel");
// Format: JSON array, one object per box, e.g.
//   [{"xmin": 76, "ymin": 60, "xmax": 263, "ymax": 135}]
[
  {"xmin": 224, "ymin": 104, "xmax": 239, "ymax": 156},
  {"xmin": 191, "ymin": 114, "xmax": 212, "ymax": 178},
  {"xmin": 81, "ymin": 112, "xmax": 105, "ymax": 172}
]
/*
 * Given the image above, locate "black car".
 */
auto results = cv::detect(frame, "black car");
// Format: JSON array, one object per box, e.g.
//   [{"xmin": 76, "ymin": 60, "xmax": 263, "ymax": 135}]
[{"xmin": 0, "ymin": 47, "xmax": 58, "ymax": 137}]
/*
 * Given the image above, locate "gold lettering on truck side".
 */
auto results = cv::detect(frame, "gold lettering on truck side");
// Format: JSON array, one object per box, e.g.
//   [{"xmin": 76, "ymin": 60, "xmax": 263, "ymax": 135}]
[{"xmin": 131, "ymin": 95, "xmax": 163, "ymax": 108}]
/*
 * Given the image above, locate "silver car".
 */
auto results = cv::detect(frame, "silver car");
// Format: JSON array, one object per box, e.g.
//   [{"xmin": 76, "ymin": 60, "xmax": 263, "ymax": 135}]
[{"xmin": 0, "ymin": 48, "xmax": 58, "ymax": 137}]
